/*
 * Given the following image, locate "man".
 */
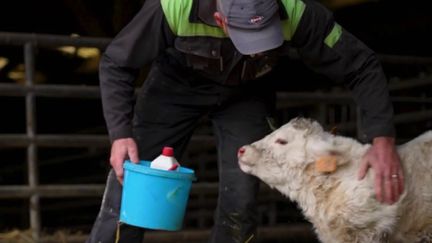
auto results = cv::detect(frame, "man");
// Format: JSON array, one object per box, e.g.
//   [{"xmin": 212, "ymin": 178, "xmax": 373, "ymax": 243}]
[{"xmin": 87, "ymin": 0, "xmax": 404, "ymax": 242}]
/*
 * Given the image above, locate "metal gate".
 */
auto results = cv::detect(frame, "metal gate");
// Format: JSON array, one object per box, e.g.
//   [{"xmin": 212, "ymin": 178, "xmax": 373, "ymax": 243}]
[{"xmin": 1, "ymin": 31, "xmax": 432, "ymax": 242}]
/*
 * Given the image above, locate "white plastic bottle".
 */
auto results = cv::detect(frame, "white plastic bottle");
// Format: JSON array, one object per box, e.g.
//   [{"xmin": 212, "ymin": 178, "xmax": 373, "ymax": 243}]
[{"xmin": 150, "ymin": 146, "xmax": 180, "ymax": 171}]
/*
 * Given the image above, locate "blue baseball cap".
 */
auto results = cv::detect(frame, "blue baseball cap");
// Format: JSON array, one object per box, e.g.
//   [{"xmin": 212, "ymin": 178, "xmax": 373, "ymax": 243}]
[{"xmin": 217, "ymin": 0, "xmax": 284, "ymax": 55}]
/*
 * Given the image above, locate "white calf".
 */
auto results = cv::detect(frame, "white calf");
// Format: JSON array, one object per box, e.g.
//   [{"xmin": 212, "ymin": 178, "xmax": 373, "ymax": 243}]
[{"xmin": 238, "ymin": 118, "xmax": 432, "ymax": 243}]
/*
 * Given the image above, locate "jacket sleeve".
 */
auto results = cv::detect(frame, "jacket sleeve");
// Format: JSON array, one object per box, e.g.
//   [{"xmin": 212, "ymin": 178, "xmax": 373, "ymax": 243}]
[
  {"xmin": 99, "ymin": 0, "xmax": 175, "ymax": 142},
  {"xmin": 290, "ymin": 0, "xmax": 395, "ymax": 142}
]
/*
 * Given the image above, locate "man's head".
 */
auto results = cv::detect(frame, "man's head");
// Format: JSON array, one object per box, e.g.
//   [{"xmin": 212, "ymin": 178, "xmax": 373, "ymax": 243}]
[{"xmin": 214, "ymin": 0, "xmax": 284, "ymax": 55}]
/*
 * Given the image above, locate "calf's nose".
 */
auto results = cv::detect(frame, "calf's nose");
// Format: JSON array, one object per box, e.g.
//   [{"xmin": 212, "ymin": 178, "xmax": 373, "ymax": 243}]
[{"xmin": 237, "ymin": 147, "xmax": 246, "ymax": 158}]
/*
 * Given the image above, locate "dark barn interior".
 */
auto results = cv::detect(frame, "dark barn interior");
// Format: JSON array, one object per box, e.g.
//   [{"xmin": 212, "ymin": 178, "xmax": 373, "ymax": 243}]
[{"xmin": 0, "ymin": 0, "xmax": 431, "ymax": 242}]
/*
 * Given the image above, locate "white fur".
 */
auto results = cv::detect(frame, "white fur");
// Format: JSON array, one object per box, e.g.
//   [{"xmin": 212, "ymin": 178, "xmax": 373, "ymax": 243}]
[{"xmin": 238, "ymin": 118, "xmax": 432, "ymax": 243}]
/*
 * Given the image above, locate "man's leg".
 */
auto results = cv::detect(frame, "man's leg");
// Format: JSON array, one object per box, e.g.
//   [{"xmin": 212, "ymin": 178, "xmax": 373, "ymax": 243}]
[
  {"xmin": 208, "ymin": 93, "xmax": 274, "ymax": 243},
  {"xmin": 86, "ymin": 67, "xmax": 210, "ymax": 243},
  {"xmin": 86, "ymin": 169, "xmax": 145, "ymax": 243}
]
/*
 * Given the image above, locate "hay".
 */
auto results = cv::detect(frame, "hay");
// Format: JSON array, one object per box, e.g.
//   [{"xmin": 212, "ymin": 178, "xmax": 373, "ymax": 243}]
[{"xmin": 0, "ymin": 229, "xmax": 87, "ymax": 243}]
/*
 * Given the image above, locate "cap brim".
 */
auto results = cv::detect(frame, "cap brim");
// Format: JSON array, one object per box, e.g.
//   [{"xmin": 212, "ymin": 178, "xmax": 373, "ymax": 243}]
[{"xmin": 227, "ymin": 15, "xmax": 284, "ymax": 55}]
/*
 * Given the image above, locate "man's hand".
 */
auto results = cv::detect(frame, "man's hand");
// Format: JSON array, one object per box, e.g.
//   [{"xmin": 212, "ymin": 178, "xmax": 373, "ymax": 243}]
[
  {"xmin": 358, "ymin": 137, "xmax": 404, "ymax": 204},
  {"xmin": 110, "ymin": 138, "xmax": 139, "ymax": 184}
]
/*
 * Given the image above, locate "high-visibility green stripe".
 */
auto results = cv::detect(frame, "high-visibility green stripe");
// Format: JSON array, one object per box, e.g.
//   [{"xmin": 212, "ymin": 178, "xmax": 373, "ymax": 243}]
[
  {"xmin": 324, "ymin": 23, "xmax": 342, "ymax": 48},
  {"xmin": 161, "ymin": 0, "xmax": 308, "ymax": 40},
  {"xmin": 280, "ymin": 0, "xmax": 306, "ymax": 41},
  {"xmin": 160, "ymin": 0, "xmax": 226, "ymax": 37}
]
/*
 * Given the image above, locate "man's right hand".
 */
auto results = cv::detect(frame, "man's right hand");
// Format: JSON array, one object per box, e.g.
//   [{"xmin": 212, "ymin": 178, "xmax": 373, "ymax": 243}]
[{"xmin": 110, "ymin": 138, "xmax": 139, "ymax": 184}]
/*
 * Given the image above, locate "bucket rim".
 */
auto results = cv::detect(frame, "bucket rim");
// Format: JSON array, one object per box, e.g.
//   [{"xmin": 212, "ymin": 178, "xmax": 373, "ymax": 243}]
[{"xmin": 123, "ymin": 160, "xmax": 196, "ymax": 181}]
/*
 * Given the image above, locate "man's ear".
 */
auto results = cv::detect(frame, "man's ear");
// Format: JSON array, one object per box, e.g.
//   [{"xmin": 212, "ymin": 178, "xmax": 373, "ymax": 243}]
[
  {"xmin": 213, "ymin": 12, "xmax": 229, "ymax": 34},
  {"xmin": 213, "ymin": 12, "xmax": 224, "ymax": 28}
]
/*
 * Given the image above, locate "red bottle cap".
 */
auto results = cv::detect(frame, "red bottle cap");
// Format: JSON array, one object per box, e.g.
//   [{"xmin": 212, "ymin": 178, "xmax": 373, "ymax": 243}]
[
  {"xmin": 169, "ymin": 163, "xmax": 179, "ymax": 170},
  {"xmin": 162, "ymin": 146, "xmax": 174, "ymax": 157}
]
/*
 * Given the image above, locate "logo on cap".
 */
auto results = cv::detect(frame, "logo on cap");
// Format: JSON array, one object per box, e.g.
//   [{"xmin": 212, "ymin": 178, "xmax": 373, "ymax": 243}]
[{"xmin": 249, "ymin": 16, "xmax": 264, "ymax": 24}]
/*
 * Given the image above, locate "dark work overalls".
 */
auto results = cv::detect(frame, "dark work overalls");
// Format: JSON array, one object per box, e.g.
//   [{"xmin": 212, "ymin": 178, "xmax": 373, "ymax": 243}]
[
  {"xmin": 86, "ymin": 0, "xmax": 395, "ymax": 242},
  {"xmin": 87, "ymin": 69, "xmax": 275, "ymax": 243}
]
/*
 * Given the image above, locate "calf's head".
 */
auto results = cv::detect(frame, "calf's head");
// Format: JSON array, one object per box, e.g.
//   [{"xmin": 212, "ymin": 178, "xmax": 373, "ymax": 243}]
[{"xmin": 238, "ymin": 118, "xmax": 350, "ymax": 190}]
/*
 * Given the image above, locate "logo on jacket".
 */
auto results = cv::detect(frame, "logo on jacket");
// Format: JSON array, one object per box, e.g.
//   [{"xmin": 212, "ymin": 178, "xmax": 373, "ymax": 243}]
[{"xmin": 249, "ymin": 16, "xmax": 264, "ymax": 24}]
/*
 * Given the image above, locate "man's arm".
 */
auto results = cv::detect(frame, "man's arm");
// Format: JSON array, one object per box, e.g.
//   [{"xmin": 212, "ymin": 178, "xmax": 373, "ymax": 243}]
[
  {"xmin": 100, "ymin": 0, "xmax": 174, "ymax": 141},
  {"xmin": 289, "ymin": 0, "xmax": 403, "ymax": 203},
  {"xmin": 99, "ymin": 0, "xmax": 175, "ymax": 181},
  {"xmin": 290, "ymin": 0, "xmax": 394, "ymax": 141}
]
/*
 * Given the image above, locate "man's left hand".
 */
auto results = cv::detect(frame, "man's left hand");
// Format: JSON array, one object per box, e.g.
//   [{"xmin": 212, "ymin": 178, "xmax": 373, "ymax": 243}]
[{"xmin": 358, "ymin": 137, "xmax": 404, "ymax": 204}]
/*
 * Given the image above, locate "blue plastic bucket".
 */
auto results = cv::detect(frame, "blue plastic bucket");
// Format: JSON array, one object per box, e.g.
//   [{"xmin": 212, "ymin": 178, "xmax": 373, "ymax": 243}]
[{"xmin": 120, "ymin": 160, "xmax": 196, "ymax": 231}]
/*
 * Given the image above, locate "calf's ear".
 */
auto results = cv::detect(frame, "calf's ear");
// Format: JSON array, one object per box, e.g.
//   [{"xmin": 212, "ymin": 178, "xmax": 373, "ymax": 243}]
[
  {"xmin": 306, "ymin": 134, "xmax": 352, "ymax": 174},
  {"xmin": 314, "ymin": 149, "xmax": 351, "ymax": 173},
  {"xmin": 315, "ymin": 153, "xmax": 339, "ymax": 173}
]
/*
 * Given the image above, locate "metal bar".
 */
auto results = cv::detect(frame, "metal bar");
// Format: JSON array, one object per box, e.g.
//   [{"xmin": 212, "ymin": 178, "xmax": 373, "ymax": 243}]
[
  {"xmin": 24, "ymin": 42, "xmax": 41, "ymax": 241},
  {"xmin": 0, "ymin": 32, "xmax": 110, "ymax": 48},
  {"xmin": 0, "ymin": 134, "xmax": 109, "ymax": 147},
  {"xmin": 337, "ymin": 110, "xmax": 432, "ymax": 133},
  {"xmin": 389, "ymin": 77, "xmax": 432, "ymax": 91},
  {"xmin": 283, "ymin": 50, "xmax": 432, "ymax": 65},
  {"xmin": 391, "ymin": 96, "xmax": 432, "ymax": 103},
  {"xmin": 276, "ymin": 92, "xmax": 432, "ymax": 104},
  {"xmin": 0, "ymin": 134, "xmax": 213, "ymax": 148},
  {"xmin": 0, "ymin": 183, "xmax": 277, "ymax": 199},
  {"xmin": 0, "ymin": 83, "xmax": 101, "ymax": 98},
  {"xmin": 2, "ymin": 82, "xmax": 432, "ymax": 102},
  {"xmin": 378, "ymin": 54, "xmax": 432, "ymax": 65},
  {"xmin": 0, "ymin": 185, "xmax": 105, "ymax": 198}
]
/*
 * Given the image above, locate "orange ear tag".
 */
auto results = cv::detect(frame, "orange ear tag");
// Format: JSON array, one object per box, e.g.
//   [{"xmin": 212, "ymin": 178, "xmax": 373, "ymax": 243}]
[{"xmin": 315, "ymin": 155, "xmax": 338, "ymax": 173}]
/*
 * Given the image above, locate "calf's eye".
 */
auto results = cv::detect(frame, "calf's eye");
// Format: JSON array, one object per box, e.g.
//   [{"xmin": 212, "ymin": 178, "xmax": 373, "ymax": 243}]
[{"xmin": 275, "ymin": 138, "xmax": 288, "ymax": 145}]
